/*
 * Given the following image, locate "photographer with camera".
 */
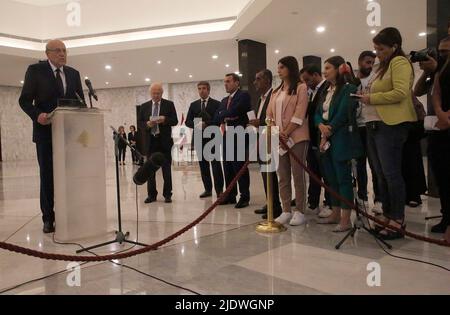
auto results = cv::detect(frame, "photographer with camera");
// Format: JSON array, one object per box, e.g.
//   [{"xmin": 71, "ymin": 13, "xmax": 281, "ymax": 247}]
[
  {"xmin": 414, "ymin": 37, "xmax": 450, "ymax": 97},
  {"xmin": 429, "ymin": 38, "xmax": 450, "ymax": 241}
]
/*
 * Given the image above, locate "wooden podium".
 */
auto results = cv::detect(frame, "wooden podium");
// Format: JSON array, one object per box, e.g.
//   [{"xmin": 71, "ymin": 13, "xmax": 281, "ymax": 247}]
[{"xmin": 52, "ymin": 108, "xmax": 107, "ymax": 241}]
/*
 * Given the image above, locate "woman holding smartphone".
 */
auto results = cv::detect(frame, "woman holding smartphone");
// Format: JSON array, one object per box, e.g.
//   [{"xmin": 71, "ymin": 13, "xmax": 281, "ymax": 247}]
[
  {"xmin": 315, "ymin": 56, "xmax": 362, "ymax": 233},
  {"xmin": 359, "ymin": 27, "xmax": 417, "ymax": 240}
]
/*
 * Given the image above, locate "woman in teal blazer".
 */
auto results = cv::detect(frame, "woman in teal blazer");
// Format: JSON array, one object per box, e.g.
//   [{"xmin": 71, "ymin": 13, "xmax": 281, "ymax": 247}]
[{"xmin": 315, "ymin": 56, "xmax": 362, "ymax": 233}]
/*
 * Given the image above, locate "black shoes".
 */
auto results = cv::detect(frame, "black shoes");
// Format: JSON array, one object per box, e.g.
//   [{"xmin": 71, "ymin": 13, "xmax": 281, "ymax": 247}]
[
  {"xmin": 431, "ymin": 221, "xmax": 448, "ymax": 234},
  {"xmin": 145, "ymin": 197, "xmax": 157, "ymax": 204},
  {"xmin": 43, "ymin": 221, "xmax": 55, "ymax": 234},
  {"xmin": 254, "ymin": 206, "xmax": 267, "ymax": 215},
  {"xmin": 164, "ymin": 197, "xmax": 173, "ymax": 204},
  {"xmin": 235, "ymin": 199, "xmax": 249, "ymax": 209},
  {"xmin": 199, "ymin": 191, "xmax": 213, "ymax": 199}
]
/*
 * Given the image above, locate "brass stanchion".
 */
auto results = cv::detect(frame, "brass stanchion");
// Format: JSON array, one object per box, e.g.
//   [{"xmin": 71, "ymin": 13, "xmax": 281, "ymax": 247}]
[{"xmin": 256, "ymin": 118, "xmax": 287, "ymax": 233}]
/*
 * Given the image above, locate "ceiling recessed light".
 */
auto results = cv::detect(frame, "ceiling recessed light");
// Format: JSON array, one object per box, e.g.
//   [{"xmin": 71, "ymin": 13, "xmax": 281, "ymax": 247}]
[
  {"xmin": 84, "ymin": 76, "xmax": 89, "ymax": 80},
  {"xmin": 157, "ymin": 60, "xmax": 162, "ymax": 64},
  {"xmin": 189, "ymin": 74, "xmax": 193, "ymax": 78},
  {"xmin": 370, "ymin": 29, "xmax": 377, "ymax": 34},
  {"xmin": 274, "ymin": 49, "xmax": 280, "ymax": 54},
  {"xmin": 105, "ymin": 65, "xmax": 112, "ymax": 70},
  {"xmin": 330, "ymin": 48, "xmax": 336, "ymax": 53},
  {"xmin": 128, "ymin": 73, "xmax": 132, "ymax": 76},
  {"xmin": 225, "ymin": 64, "xmax": 230, "ymax": 68},
  {"xmin": 316, "ymin": 26, "xmax": 326, "ymax": 33},
  {"xmin": 175, "ymin": 68, "xmax": 179, "ymax": 72},
  {"xmin": 419, "ymin": 32, "xmax": 427, "ymax": 37},
  {"xmin": 20, "ymin": 80, "xmax": 24, "ymax": 84},
  {"xmin": 373, "ymin": 50, "xmax": 377, "ymax": 54},
  {"xmin": 145, "ymin": 78, "xmax": 150, "ymax": 82},
  {"xmin": 105, "ymin": 82, "xmax": 109, "ymax": 85},
  {"xmin": 212, "ymin": 55, "xmax": 219, "ymax": 60}
]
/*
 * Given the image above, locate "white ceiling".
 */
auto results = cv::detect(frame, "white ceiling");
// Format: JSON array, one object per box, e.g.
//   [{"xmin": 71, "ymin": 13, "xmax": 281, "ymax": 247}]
[
  {"xmin": 9, "ymin": 0, "xmax": 69, "ymax": 6},
  {"xmin": 0, "ymin": 0, "xmax": 428, "ymax": 89}
]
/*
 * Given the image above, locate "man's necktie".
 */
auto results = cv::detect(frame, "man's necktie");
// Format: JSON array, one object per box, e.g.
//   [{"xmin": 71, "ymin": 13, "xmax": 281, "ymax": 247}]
[
  {"xmin": 55, "ymin": 68, "xmax": 65, "ymax": 98},
  {"xmin": 221, "ymin": 96, "xmax": 233, "ymax": 135},
  {"xmin": 201, "ymin": 100, "xmax": 206, "ymax": 112},
  {"xmin": 151, "ymin": 102, "xmax": 160, "ymax": 135}
]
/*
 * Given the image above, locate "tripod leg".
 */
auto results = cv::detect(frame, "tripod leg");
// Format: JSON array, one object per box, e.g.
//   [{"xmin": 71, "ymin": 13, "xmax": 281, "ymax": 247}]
[
  {"xmin": 363, "ymin": 226, "xmax": 393, "ymax": 250},
  {"xmin": 76, "ymin": 239, "xmax": 118, "ymax": 254},
  {"xmin": 335, "ymin": 227, "xmax": 357, "ymax": 250}
]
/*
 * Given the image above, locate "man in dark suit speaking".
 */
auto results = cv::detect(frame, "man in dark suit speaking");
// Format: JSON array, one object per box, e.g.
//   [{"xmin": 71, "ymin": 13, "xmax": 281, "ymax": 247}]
[
  {"xmin": 19, "ymin": 39, "xmax": 85, "ymax": 234},
  {"xmin": 215, "ymin": 73, "xmax": 252, "ymax": 209},
  {"xmin": 185, "ymin": 81, "xmax": 224, "ymax": 200},
  {"xmin": 138, "ymin": 83, "xmax": 178, "ymax": 204}
]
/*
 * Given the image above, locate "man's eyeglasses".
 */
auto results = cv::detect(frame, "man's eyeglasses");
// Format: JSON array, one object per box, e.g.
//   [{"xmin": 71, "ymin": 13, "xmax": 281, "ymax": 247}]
[{"xmin": 46, "ymin": 48, "xmax": 67, "ymax": 54}]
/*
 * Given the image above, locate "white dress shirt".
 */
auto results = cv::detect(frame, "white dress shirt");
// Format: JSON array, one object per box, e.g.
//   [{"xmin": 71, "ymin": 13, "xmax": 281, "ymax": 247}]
[
  {"xmin": 312, "ymin": 79, "xmax": 326, "ymax": 102},
  {"xmin": 48, "ymin": 60, "xmax": 67, "ymax": 95},
  {"xmin": 257, "ymin": 88, "xmax": 272, "ymax": 119}
]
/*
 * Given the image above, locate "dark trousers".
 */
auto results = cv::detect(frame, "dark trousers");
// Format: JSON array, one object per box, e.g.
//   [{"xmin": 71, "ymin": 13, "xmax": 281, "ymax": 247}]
[
  {"xmin": 367, "ymin": 122, "xmax": 409, "ymax": 221},
  {"xmin": 357, "ymin": 126, "xmax": 381, "ymax": 202},
  {"xmin": 402, "ymin": 123, "xmax": 427, "ymax": 203},
  {"xmin": 199, "ymin": 159, "xmax": 224, "ymax": 195},
  {"xmin": 428, "ymin": 132, "xmax": 450, "ymax": 226},
  {"xmin": 222, "ymin": 134, "xmax": 250, "ymax": 201},
  {"xmin": 146, "ymin": 136, "xmax": 173, "ymax": 199},
  {"xmin": 307, "ymin": 146, "xmax": 330, "ymax": 208},
  {"xmin": 261, "ymin": 170, "xmax": 282, "ymax": 213},
  {"xmin": 118, "ymin": 147, "xmax": 126, "ymax": 162},
  {"xmin": 36, "ymin": 141, "xmax": 54, "ymax": 223},
  {"xmin": 131, "ymin": 145, "xmax": 138, "ymax": 163}
]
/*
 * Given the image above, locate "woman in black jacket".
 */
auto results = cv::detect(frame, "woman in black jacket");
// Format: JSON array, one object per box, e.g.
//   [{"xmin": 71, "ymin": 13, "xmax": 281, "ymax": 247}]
[
  {"xmin": 118, "ymin": 126, "xmax": 127, "ymax": 165},
  {"xmin": 128, "ymin": 125, "xmax": 138, "ymax": 164}
]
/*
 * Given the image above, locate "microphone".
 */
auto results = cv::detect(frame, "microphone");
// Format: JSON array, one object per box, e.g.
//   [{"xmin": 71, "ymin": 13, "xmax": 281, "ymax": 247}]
[
  {"xmin": 75, "ymin": 92, "xmax": 87, "ymax": 107},
  {"xmin": 133, "ymin": 153, "xmax": 166, "ymax": 185},
  {"xmin": 85, "ymin": 79, "xmax": 98, "ymax": 101}
]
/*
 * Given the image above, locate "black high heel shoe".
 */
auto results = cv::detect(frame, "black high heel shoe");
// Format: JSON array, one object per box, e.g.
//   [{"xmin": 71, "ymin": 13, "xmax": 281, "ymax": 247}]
[{"xmin": 378, "ymin": 220, "xmax": 406, "ymax": 241}]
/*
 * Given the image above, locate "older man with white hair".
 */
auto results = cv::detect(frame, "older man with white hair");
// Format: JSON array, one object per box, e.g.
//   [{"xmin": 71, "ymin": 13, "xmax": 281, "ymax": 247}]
[
  {"xmin": 138, "ymin": 83, "xmax": 178, "ymax": 204},
  {"xmin": 19, "ymin": 39, "xmax": 85, "ymax": 234}
]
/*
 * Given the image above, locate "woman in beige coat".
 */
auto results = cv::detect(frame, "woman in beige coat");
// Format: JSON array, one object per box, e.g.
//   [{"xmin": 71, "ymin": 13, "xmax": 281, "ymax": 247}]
[{"xmin": 266, "ymin": 56, "xmax": 310, "ymax": 226}]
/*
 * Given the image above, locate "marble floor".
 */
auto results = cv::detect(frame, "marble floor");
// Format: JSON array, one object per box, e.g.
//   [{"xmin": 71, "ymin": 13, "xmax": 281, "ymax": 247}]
[{"xmin": 0, "ymin": 159, "xmax": 449, "ymax": 295}]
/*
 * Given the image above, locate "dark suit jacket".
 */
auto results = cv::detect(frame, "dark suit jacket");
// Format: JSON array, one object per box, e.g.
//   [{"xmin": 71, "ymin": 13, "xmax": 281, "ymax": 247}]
[
  {"xmin": 308, "ymin": 81, "xmax": 330, "ymax": 148},
  {"xmin": 185, "ymin": 98, "xmax": 221, "ymax": 146},
  {"xmin": 214, "ymin": 89, "xmax": 252, "ymax": 129},
  {"xmin": 255, "ymin": 89, "xmax": 273, "ymax": 127},
  {"xmin": 128, "ymin": 132, "xmax": 137, "ymax": 145},
  {"xmin": 138, "ymin": 99, "xmax": 178, "ymax": 154},
  {"xmin": 19, "ymin": 60, "xmax": 85, "ymax": 143}
]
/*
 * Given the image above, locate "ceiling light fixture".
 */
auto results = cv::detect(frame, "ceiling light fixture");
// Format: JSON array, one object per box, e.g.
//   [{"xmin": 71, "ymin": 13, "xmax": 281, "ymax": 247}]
[
  {"xmin": 105, "ymin": 65, "xmax": 112, "ymax": 70},
  {"xmin": 212, "ymin": 55, "xmax": 219, "ymax": 60},
  {"xmin": 316, "ymin": 26, "xmax": 326, "ymax": 33}
]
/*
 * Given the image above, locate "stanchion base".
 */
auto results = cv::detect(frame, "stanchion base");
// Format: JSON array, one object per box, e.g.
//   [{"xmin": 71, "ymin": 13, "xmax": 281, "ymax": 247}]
[{"xmin": 256, "ymin": 221, "xmax": 287, "ymax": 233}]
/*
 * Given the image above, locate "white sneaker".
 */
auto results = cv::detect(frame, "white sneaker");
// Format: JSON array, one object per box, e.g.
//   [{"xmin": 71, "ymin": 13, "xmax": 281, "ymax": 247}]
[
  {"xmin": 318, "ymin": 207, "xmax": 333, "ymax": 218},
  {"xmin": 290, "ymin": 211, "xmax": 307, "ymax": 226},
  {"xmin": 304, "ymin": 207, "xmax": 320, "ymax": 215},
  {"xmin": 372, "ymin": 202, "xmax": 383, "ymax": 215},
  {"xmin": 275, "ymin": 212, "xmax": 293, "ymax": 225}
]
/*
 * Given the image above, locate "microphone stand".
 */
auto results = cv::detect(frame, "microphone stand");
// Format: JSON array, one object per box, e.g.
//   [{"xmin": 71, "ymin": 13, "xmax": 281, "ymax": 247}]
[
  {"xmin": 335, "ymin": 160, "xmax": 393, "ymax": 250},
  {"xmin": 76, "ymin": 127, "xmax": 148, "ymax": 254},
  {"xmin": 88, "ymin": 92, "xmax": 94, "ymax": 109}
]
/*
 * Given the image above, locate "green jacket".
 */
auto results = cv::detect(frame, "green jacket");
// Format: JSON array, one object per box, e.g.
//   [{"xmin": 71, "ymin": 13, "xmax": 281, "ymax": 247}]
[{"xmin": 315, "ymin": 84, "xmax": 363, "ymax": 161}]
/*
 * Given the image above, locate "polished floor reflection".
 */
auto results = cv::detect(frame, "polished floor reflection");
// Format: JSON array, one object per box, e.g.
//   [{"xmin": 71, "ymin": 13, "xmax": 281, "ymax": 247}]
[{"xmin": 0, "ymin": 160, "xmax": 449, "ymax": 295}]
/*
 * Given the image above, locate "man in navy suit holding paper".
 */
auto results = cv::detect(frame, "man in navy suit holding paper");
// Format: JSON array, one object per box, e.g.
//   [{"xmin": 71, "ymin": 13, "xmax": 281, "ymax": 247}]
[
  {"xmin": 19, "ymin": 40, "xmax": 85, "ymax": 233},
  {"xmin": 215, "ymin": 73, "xmax": 252, "ymax": 209}
]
